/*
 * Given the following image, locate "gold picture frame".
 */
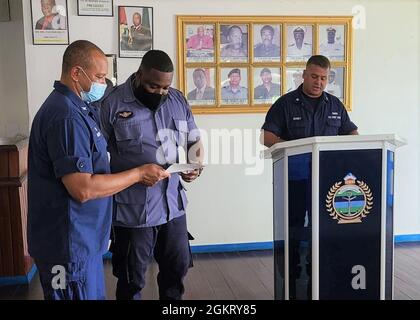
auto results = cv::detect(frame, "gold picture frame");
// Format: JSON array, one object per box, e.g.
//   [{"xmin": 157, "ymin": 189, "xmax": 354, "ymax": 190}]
[{"xmin": 177, "ymin": 15, "xmax": 353, "ymax": 114}]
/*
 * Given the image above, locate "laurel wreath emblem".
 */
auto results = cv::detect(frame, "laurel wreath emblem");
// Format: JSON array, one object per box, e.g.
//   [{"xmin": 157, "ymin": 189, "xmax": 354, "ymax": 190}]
[{"xmin": 326, "ymin": 181, "xmax": 373, "ymax": 222}]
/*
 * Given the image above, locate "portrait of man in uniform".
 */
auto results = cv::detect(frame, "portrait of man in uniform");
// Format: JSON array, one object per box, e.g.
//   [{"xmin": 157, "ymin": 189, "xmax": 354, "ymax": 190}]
[
  {"xmin": 220, "ymin": 25, "xmax": 248, "ymax": 62},
  {"xmin": 286, "ymin": 68, "xmax": 304, "ymax": 93},
  {"xmin": 286, "ymin": 25, "xmax": 313, "ymax": 62},
  {"xmin": 325, "ymin": 67, "xmax": 344, "ymax": 101},
  {"xmin": 319, "ymin": 25, "xmax": 345, "ymax": 61},
  {"xmin": 253, "ymin": 67, "xmax": 281, "ymax": 104},
  {"xmin": 119, "ymin": 6, "xmax": 153, "ymax": 58},
  {"xmin": 253, "ymin": 24, "xmax": 281, "ymax": 62},
  {"xmin": 221, "ymin": 68, "xmax": 248, "ymax": 104}
]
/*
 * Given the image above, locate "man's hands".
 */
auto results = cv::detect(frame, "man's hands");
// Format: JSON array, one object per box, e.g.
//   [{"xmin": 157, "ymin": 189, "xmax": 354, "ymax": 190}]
[
  {"xmin": 138, "ymin": 164, "xmax": 170, "ymax": 187},
  {"xmin": 137, "ymin": 162, "xmax": 203, "ymax": 187}
]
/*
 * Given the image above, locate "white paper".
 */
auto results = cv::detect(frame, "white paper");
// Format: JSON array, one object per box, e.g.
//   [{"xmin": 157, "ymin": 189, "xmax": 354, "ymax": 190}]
[{"xmin": 166, "ymin": 163, "xmax": 203, "ymax": 174}]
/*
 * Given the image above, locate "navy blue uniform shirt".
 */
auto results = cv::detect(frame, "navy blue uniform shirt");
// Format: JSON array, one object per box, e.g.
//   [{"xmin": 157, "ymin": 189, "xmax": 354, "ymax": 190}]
[
  {"xmin": 262, "ymin": 85, "xmax": 357, "ymax": 180},
  {"xmin": 100, "ymin": 75, "xmax": 201, "ymax": 228},
  {"xmin": 28, "ymin": 81, "xmax": 112, "ymax": 263},
  {"xmin": 262, "ymin": 84, "xmax": 357, "ymax": 140}
]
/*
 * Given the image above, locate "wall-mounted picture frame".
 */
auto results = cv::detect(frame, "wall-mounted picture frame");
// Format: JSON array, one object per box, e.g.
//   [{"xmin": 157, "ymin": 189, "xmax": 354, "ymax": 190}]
[
  {"xmin": 118, "ymin": 6, "xmax": 153, "ymax": 58},
  {"xmin": 286, "ymin": 24, "xmax": 313, "ymax": 62},
  {"xmin": 105, "ymin": 54, "xmax": 117, "ymax": 86},
  {"xmin": 325, "ymin": 67, "xmax": 345, "ymax": 102},
  {"xmin": 30, "ymin": 0, "xmax": 69, "ymax": 45},
  {"xmin": 253, "ymin": 24, "xmax": 281, "ymax": 62},
  {"xmin": 319, "ymin": 24, "xmax": 346, "ymax": 62},
  {"xmin": 185, "ymin": 24, "xmax": 215, "ymax": 63},
  {"xmin": 186, "ymin": 67, "xmax": 216, "ymax": 106},
  {"xmin": 220, "ymin": 67, "xmax": 249, "ymax": 105},
  {"xmin": 77, "ymin": 0, "xmax": 113, "ymax": 17},
  {"xmin": 177, "ymin": 16, "xmax": 353, "ymax": 114},
  {"xmin": 220, "ymin": 24, "xmax": 248, "ymax": 63},
  {"xmin": 285, "ymin": 67, "xmax": 304, "ymax": 93},
  {"xmin": 0, "ymin": 0, "xmax": 10, "ymax": 22},
  {"xmin": 253, "ymin": 67, "xmax": 281, "ymax": 105}
]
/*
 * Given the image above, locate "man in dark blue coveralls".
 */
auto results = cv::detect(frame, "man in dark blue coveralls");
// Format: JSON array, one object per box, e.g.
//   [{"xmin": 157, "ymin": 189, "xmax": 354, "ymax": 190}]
[
  {"xmin": 27, "ymin": 40, "xmax": 169, "ymax": 300},
  {"xmin": 100, "ymin": 50, "xmax": 204, "ymax": 300},
  {"xmin": 261, "ymin": 55, "xmax": 359, "ymax": 299}
]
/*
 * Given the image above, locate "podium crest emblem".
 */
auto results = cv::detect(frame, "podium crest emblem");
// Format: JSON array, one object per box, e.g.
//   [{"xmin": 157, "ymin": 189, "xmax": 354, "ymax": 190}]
[{"xmin": 326, "ymin": 173, "xmax": 373, "ymax": 224}]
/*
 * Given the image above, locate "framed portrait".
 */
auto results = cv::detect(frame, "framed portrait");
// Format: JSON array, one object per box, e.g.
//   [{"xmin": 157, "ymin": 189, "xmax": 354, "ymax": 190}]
[
  {"xmin": 118, "ymin": 6, "xmax": 153, "ymax": 58},
  {"xmin": 77, "ymin": 0, "xmax": 113, "ymax": 17},
  {"xmin": 319, "ymin": 24, "xmax": 345, "ymax": 61},
  {"xmin": 0, "ymin": 0, "xmax": 10, "ymax": 22},
  {"xmin": 105, "ymin": 54, "xmax": 117, "ymax": 86},
  {"xmin": 253, "ymin": 67, "xmax": 281, "ymax": 105},
  {"xmin": 325, "ymin": 67, "xmax": 345, "ymax": 102},
  {"xmin": 286, "ymin": 25, "xmax": 313, "ymax": 62},
  {"xmin": 220, "ymin": 24, "xmax": 248, "ymax": 63},
  {"xmin": 253, "ymin": 24, "xmax": 281, "ymax": 62},
  {"xmin": 220, "ymin": 67, "xmax": 248, "ymax": 105},
  {"xmin": 285, "ymin": 67, "xmax": 304, "ymax": 93},
  {"xmin": 186, "ymin": 68, "xmax": 216, "ymax": 106},
  {"xmin": 185, "ymin": 24, "xmax": 215, "ymax": 63},
  {"xmin": 30, "ymin": 0, "xmax": 69, "ymax": 45}
]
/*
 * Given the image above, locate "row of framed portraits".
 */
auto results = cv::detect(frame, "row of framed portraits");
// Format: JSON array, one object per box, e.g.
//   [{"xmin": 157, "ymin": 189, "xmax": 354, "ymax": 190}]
[
  {"xmin": 184, "ymin": 66, "xmax": 346, "ymax": 106},
  {"xmin": 29, "ymin": 0, "xmax": 153, "ymax": 59},
  {"xmin": 184, "ymin": 23, "xmax": 346, "ymax": 63},
  {"xmin": 177, "ymin": 16, "xmax": 353, "ymax": 114}
]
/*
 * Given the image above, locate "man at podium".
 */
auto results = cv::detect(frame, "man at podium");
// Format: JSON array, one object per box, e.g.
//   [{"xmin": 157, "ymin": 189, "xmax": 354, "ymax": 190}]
[
  {"xmin": 261, "ymin": 55, "xmax": 358, "ymax": 146},
  {"xmin": 260, "ymin": 55, "xmax": 358, "ymax": 299}
]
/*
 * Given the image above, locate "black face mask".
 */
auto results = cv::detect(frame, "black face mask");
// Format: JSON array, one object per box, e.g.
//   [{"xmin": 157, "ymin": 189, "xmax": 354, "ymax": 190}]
[{"xmin": 134, "ymin": 78, "xmax": 168, "ymax": 111}]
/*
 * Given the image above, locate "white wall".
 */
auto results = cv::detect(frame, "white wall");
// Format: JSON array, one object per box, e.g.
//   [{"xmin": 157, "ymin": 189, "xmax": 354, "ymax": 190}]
[
  {"xmin": 0, "ymin": 0, "xmax": 29, "ymax": 137},
  {"xmin": 17, "ymin": 0, "xmax": 420, "ymax": 244}
]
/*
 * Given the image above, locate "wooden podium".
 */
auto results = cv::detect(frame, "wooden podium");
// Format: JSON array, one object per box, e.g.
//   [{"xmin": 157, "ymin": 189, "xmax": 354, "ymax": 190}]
[
  {"xmin": 264, "ymin": 134, "xmax": 405, "ymax": 300},
  {"xmin": 0, "ymin": 137, "xmax": 34, "ymax": 284}
]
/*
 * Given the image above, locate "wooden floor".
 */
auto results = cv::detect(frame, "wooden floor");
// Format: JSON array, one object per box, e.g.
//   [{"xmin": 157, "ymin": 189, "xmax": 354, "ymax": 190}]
[{"xmin": 1, "ymin": 242, "xmax": 420, "ymax": 300}]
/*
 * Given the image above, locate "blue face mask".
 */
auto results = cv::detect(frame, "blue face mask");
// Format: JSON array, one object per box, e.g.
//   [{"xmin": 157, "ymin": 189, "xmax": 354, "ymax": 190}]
[{"xmin": 79, "ymin": 68, "xmax": 107, "ymax": 103}]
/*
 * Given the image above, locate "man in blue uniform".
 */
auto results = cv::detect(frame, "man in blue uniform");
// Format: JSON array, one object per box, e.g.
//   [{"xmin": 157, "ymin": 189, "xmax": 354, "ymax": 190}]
[
  {"xmin": 261, "ymin": 55, "xmax": 358, "ymax": 299},
  {"xmin": 261, "ymin": 55, "xmax": 358, "ymax": 145},
  {"xmin": 100, "ymin": 50, "xmax": 204, "ymax": 300},
  {"xmin": 28, "ymin": 40, "xmax": 169, "ymax": 300}
]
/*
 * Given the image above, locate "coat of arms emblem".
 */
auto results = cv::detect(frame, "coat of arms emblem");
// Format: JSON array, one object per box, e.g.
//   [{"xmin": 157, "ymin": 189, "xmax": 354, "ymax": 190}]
[{"xmin": 326, "ymin": 173, "xmax": 373, "ymax": 224}]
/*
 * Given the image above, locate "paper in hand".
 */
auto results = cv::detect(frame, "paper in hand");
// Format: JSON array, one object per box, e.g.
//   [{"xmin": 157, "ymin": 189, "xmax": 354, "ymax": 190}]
[{"xmin": 166, "ymin": 163, "xmax": 203, "ymax": 174}]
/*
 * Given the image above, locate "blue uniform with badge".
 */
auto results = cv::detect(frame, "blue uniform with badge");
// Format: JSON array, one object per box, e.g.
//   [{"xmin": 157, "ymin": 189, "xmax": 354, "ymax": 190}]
[
  {"xmin": 100, "ymin": 75, "xmax": 200, "ymax": 300},
  {"xmin": 262, "ymin": 84, "xmax": 357, "ymax": 140},
  {"xmin": 262, "ymin": 84, "xmax": 357, "ymax": 298},
  {"xmin": 28, "ymin": 81, "xmax": 112, "ymax": 300}
]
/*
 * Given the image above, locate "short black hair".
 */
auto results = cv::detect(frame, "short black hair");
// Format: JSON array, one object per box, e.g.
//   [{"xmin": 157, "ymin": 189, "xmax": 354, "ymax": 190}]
[
  {"xmin": 260, "ymin": 67, "xmax": 271, "ymax": 76},
  {"xmin": 62, "ymin": 40, "xmax": 104, "ymax": 73},
  {"xmin": 260, "ymin": 25, "xmax": 274, "ymax": 35},
  {"xmin": 228, "ymin": 68, "xmax": 240, "ymax": 77},
  {"xmin": 139, "ymin": 50, "xmax": 174, "ymax": 73},
  {"xmin": 193, "ymin": 68, "xmax": 206, "ymax": 76},
  {"xmin": 306, "ymin": 55, "xmax": 331, "ymax": 69}
]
